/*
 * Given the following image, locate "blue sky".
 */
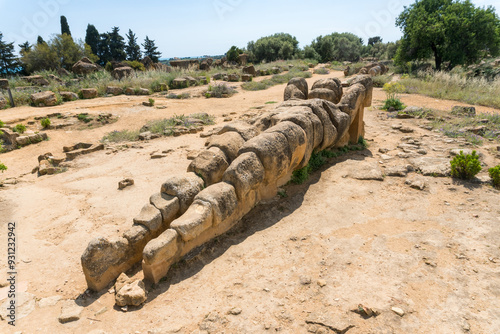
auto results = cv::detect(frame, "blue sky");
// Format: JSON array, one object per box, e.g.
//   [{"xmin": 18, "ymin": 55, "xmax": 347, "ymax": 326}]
[{"xmin": 1, "ymin": 0, "xmax": 499, "ymax": 58}]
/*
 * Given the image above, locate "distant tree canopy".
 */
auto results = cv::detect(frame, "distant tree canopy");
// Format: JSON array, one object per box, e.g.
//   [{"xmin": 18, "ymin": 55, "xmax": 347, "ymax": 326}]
[
  {"xmin": 126, "ymin": 29, "xmax": 141, "ymax": 61},
  {"xmin": 368, "ymin": 36, "xmax": 382, "ymax": 46},
  {"xmin": 395, "ymin": 0, "xmax": 500, "ymax": 70},
  {"xmin": 310, "ymin": 32, "xmax": 363, "ymax": 62},
  {"xmin": 85, "ymin": 24, "xmax": 100, "ymax": 56},
  {"xmin": 247, "ymin": 33, "xmax": 300, "ymax": 63},
  {"xmin": 109, "ymin": 27, "xmax": 126, "ymax": 62},
  {"xmin": 21, "ymin": 34, "xmax": 96, "ymax": 73},
  {"xmin": 226, "ymin": 46, "xmax": 242, "ymax": 62},
  {"xmin": 142, "ymin": 36, "xmax": 161, "ymax": 62},
  {"xmin": 60, "ymin": 15, "xmax": 71, "ymax": 36},
  {"xmin": 0, "ymin": 32, "xmax": 20, "ymax": 77}
]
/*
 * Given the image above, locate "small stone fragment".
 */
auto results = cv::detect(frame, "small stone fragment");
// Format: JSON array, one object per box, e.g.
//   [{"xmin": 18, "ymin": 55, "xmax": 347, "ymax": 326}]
[
  {"xmin": 300, "ymin": 276, "xmax": 312, "ymax": 285},
  {"xmin": 58, "ymin": 300, "xmax": 83, "ymax": 323},
  {"xmin": 228, "ymin": 307, "xmax": 242, "ymax": 315},
  {"xmin": 317, "ymin": 279, "xmax": 327, "ymax": 287},
  {"xmin": 118, "ymin": 178, "xmax": 134, "ymax": 190},
  {"xmin": 391, "ymin": 307, "xmax": 405, "ymax": 317}
]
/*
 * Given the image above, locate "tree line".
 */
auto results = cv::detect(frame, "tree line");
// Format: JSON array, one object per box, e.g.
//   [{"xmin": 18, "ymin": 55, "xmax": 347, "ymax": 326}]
[{"xmin": 0, "ymin": 15, "xmax": 162, "ymax": 76}]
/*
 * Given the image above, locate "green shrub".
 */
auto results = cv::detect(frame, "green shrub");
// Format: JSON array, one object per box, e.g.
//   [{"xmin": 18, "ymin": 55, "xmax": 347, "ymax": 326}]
[
  {"xmin": 13, "ymin": 124, "xmax": 27, "ymax": 134},
  {"xmin": 0, "ymin": 120, "xmax": 4, "ymax": 127},
  {"xmin": 291, "ymin": 166, "xmax": 309, "ymax": 184},
  {"xmin": 0, "ymin": 162, "xmax": 6, "ymax": 172},
  {"xmin": 101, "ymin": 129, "xmax": 140, "ymax": 143},
  {"xmin": 149, "ymin": 98, "xmax": 155, "ymax": 106},
  {"xmin": 41, "ymin": 118, "xmax": 51, "ymax": 128},
  {"xmin": 450, "ymin": 150, "xmax": 482, "ymax": 180},
  {"xmin": 314, "ymin": 67, "xmax": 330, "ymax": 75},
  {"xmin": 77, "ymin": 114, "xmax": 92, "ymax": 123},
  {"xmin": 382, "ymin": 97, "xmax": 405, "ymax": 111},
  {"xmin": 489, "ymin": 165, "xmax": 500, "ymax": 188},
  {"xmin": 123, "ymin": 60, "xmax": 145, "ymax": 71},
  {"xmin": 205, "ymin": 83, "xmax": 237, "ymax": 98}
]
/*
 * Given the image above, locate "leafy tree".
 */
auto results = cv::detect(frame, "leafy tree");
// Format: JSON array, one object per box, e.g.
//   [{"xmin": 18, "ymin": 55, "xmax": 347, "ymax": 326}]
[
  {"xmin": 226, "ymin": 45, "xmax": 242, "ymax": 62},
  {"xmin": 109, "ymin": 27, "xmax": 126, "ymax": 61},
  {"xmin": 368, "ymin": 36, "xmax": 383, "ymax": 46},
  {"xmin": 303, "ymin": 45, "xmax": 321, "ymax": 61},
  {"xmin": 310, "ymin": 33, "xmax": 363, "ymax": 62},
  {"xmin": 125, "ymin": 29, "xmax": 141, "ymax": 61},
  {"xmin": 0, "ymin": 32, "xmax": 20, "ymax": 77},
  {"xmin": 60, "ymin": 15, "xmax": 71, "ymax": 36},
  {"xmin": 395, "ymin": 0, "xmax": 500, "ymax": 70},
  {"xmin": 85, "ymin": 24, "xmax": 100, "ymax": 56},
  {"xmin": 37, "ymin": 36, "xmax": 46, "ymax": 45},
  {"xmin": 247, "ymin": 33, "xmax": 299, "ymax": 63},
  {"xmin": 142, "ymin": 36, "xmax": 161, "ymax": 62},
  {"xmin": 21, "ymin": 34, "xmax": 93, "ymax": 72},
  {"xmin": 18, "ymin": 41, "xmax": 31, "ymax": 56},
  {"xmin": 97, "ymin": 33, "xmax": 112, "ymax": 66}
]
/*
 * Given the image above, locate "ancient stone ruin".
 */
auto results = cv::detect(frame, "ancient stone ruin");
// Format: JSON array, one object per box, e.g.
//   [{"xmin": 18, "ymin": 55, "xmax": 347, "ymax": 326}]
[{"xmin": 81, "ymin": 75, "xmax": 373, "ymax": 294}]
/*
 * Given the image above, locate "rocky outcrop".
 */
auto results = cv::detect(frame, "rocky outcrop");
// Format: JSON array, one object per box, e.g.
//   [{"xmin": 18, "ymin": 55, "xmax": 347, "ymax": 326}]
[
  {"xmin": 112, "ymin": 66, "xmax": 133, "ymax": 80},
  {"xmin": 242, "ymin": 65, "xmax": 256, "ymax": 77},
  {"xmin": 59, "ymin": 91, "xmax": 79, "ymax": 101},
  {"xmin": 31, "ymin": 91, "xmax": 58, "ymax": 107},
  {"xmin": 72, "ymin": 57, "xmax": 98, "ymax": 75},
  {"xmin": 23, "ymin": 75, "xmax": 49, "ymax": 86},
  {"xmin": 80, "ymin": 88, "xmax": 98, "ymax": 99},
  {"xmin": 81, "ymin": 75, "xmax": 373, "ymax": 291},
  {"xmin": 170, "ymin": 59, "xmax": 200, "ymax": 69}
]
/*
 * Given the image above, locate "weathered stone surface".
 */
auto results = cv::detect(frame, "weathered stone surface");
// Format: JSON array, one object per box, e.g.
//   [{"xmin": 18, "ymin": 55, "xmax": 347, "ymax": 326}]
[
  {"xmin": 125, "ymin": 87, "xmax": 135, "ymax": 95},
  {"xmin": 271, "ymin": 106, "xmax": 319, "ymax": 169},
  {"xmin": 339, "ymin": 83, "xmax": 366, "ymax": 117},
  {"xmin": 194, "ymin": 182, "xmax": 238, "ymax": 226},
  {"xmin": 149, "ymin": 193, "xmax": 180, "ymax": 228},
  {"xmin": 65, "ymin": 143, "xmax": 104, "ymax": 160},
  {"xmin": 72, "ymin": 57, "xmax": 98, "ymax": 75},
  {"xmin": 187, "ymin": 147, "xmax": 230, "ymax": 186},
  {"xmin": 143, "ymin": 229, "xmax": 179, "ymax": 265},
  {"xmin": 322, "ymin": 101, "xmax": 351, "ymax": 142},
  {"xmin": 115, "ymin": 280, "xmax": 147, "ymax": 307},
  {"xmin": 265, "ymin": 121, "xmax": 307, "ymax": 171},
  {"xmin": 23, "ymin": 75, "xmax": 49, "ymax": 86},
  {"xmin": 122, "ymin": 225, "xmax": 151, "ymax": 263},
  {"xmin": 160, "ymin": 173, "xmax": 205, "ymax": 214},
  {"xmin": 0, "ymin": 128, "xmax": 19, "ymax": 146},
  {"xmin": 206, "ymin": 131, "xmax": 246, "ymax": 162},
  {"xmin": 172, "ymin": 78, "xmax": 188, "ymax": 89},
  {"xmin": 106, "ymin": 86, "xmax": 123, "ymax": 95},
  {"xmin": 241, "ymin": 74, "xmax": 252, "ymax": 82},
  {"xmin": 142, "ymin": 229, "xmax": 179, "ymax": 284},
  {"xmin": 286, "ymin": 77, "xmax": 308, "ymax": 99},
  {"xmin": 58, "ymin": 300, "xmax": 83, "ymax": 324},
  {"xmin": 450, "ymin": 148, "xmax": 483, "ymax": 158},
  {"xmin": 408, "ymin": 157, "xmax": 451, "ymax": 176},
  {"xmin": 228, "ymin": 73, "xmax": 240, "ymax": 82},
  {"xmin": 242, "ymin": 65, "xmax": 256, "ymax": 76},
  {"xmin": 31, "ymin": 91, "xmax": 57, "ymax": 107},
  {"xmin": 311, "ymin": 78, "xmax": 343, "ymax": 103},
  {"xmin": 406, "ymin": 176, "xmax": 426, "ymax": 190},
  {"xmin": 347, "ymin": 75, "xmax": 373, "ymax": 107},
  {"xmin": 59, "ymin": 91, "xmax": 79, "ymax": 101},
  {"xmin": 38, "ymin": 295, "xmax": 62, "ymax": 308},
  {"xmin": 118, "ymin": 178, "xmax": 134, "ymax": 190},
  {"xmin": 133, "ymin": 204, "xmax": 163, "ymax": 235},
  {"xmin": 137, "ymin": 88, "xmax": 150, "ymax": 95},
  {"xmin": 385, "ymin": 165, "xmax": 411, "ymax": 177},
  {"xmin": 0, "ymin": 292, "xmax": 36, "ymax": 321},
  {"xmin": 239, "ymin": 131, "xmax": 291, "ymax": 183},
  {"xmin": 81, "ymin": 236, "xmax": 130, "ymax": 291},
  {"xmin": 222, "ymin": 152, "xmax": 265, "ymax": 201},
  {"xmin": 170, "ymin": 200, "xmax": 213, "ymax": 242},
  {"xmin": 284, "ymin": 85, "xmax": 306, "ymax": 101},
  {"xmin": 0, "ymin": 97, "xmax": 7, "ymax": 109},
  {"xmin": 81, "ymin": 88, "xmax": 98, "ymax": 99},
  {"xmin": 216, "ymin": 121, "xmax": 259, "ymax": 141},
  {"xmin": 112, "ymin": 66, "xmax": 133, "ymax": 80},
  {"xmin": 350, "ymin": 162, "xmax": 384, "ymax": 181},
  {"xmin": 309, "ymin": 88, "xmax": 339, "ymax": 104},
  {"xmin": 114, "ymin": 272, "xmax": 133, "ymax": 294}
]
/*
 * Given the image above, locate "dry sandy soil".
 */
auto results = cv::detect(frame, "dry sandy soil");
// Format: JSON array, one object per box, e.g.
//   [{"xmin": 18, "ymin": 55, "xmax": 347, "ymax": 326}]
[{"xmin": 0, "ymin": 69, "xmax": 499, "ymax": 334}]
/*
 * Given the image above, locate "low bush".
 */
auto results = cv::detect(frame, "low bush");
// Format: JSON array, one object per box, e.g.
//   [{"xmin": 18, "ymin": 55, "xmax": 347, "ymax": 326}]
[
  {"xmin": 489, "ymin": 165, "xmax": 500, "ymax": 188},
  {"xmin": 166, "ymin": 92, "xmax": 190, "ymax": 99},
  {"xmin": 205, "ymin": 83, "xmax": 237, "ymax": 98},
  {"xmin": 372, "ymin": 74, "xmax": 392, "ymax": 88},
  {"xmin": 314, "ymin": 67, "xmax": 329, "ymax": 75},
  {"xmin": 123, "ymin": 60, "xmax": 145, "ymax": 71},
  {"xmin": 382, "ymin": 97, "xmax": 405, "ymax": 111},
  {"xmin": 0, "ymin": 162, "xmax": 6, "ymax": 172},
  {"xmin": 77, "ymin": 114, "xmax": 92, "ymax": 123},
  {"xmin": 149, "ymin": 98, "xmax": 155, "ymax": 106},
  {"xmin": 0, "ymin": 120, "xmax": 4, "ymax": 127},
  {"xmin": 242, "ymin": 69, "xmax": 312, "ymax": 91},
  {"xmin": 450, "ymin": 150, "xmax": 482, "ymax": 180},
  {"xmin": 101, "ymin": 129, "xmax": 140, "ymax": 143},
  {"xmin": 13, "ymin": 124, "xmax": 26, "ymax": 134},
  {"xmin": 41, "ymin": 118, "xmax": 51, "ymax": 128}
]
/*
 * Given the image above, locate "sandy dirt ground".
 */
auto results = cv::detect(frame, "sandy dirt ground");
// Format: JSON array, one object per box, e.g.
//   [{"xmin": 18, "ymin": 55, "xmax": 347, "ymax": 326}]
[{"xmin": 0, "ymin": 70, "xmax": 499, "ymax": 334}]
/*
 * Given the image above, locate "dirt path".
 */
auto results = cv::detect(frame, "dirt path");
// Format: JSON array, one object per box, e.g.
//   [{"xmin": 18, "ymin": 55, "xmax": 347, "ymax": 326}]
[{"xmin": 0, "ymin": 70, "xmax": 499, "ymax": 333}]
